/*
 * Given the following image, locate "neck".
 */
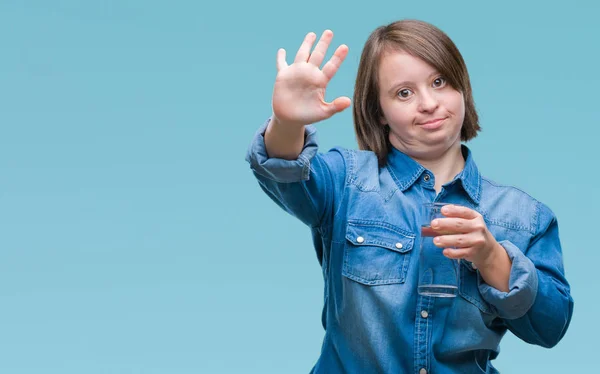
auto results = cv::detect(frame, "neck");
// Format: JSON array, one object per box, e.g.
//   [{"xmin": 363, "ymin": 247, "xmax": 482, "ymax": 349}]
[{"xmin": 413, "ymin": 144, "xmax": 465, "ymax": 194}]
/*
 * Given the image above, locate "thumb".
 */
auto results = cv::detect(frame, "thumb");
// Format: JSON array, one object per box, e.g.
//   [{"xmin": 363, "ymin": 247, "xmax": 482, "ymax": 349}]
[{"xmin": 325, "ymin": 96, "xmax": 352, "ymax": 116}]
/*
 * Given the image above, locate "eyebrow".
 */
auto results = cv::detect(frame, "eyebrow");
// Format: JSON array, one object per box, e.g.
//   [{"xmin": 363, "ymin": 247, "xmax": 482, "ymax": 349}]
[{"xmin": 386, "ymin": 71, "xmax": 440, "ymax": 95}]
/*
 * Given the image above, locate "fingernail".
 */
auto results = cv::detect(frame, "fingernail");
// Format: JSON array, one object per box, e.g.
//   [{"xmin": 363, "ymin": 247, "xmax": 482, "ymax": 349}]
[
  {"xmin": 434, "ymin": 237, "xmax": 441, "ymax": 244},
  {"xmin": 431, "ymin": 219, "xmax": 439, "ymax": 228}
]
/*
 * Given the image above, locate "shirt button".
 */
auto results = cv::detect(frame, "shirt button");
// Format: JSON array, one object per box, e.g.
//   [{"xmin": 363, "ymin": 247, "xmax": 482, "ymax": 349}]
[
  {"xmin": 423, "ymin": 174, "xmax": 431, "ymax": 182},
  {"xmin": 471, "ymin": 262, "xmax": 478, "ymax": 270},
  {"xmin": 420, "ymin": 310, "xmax": 429, "ymax": 318},
  {"xmin": 420, "ymin": 368, "xmax": 427, "ymax": 374},
  {"xmin": 356, "ymin": 236, "xmax": 365, "ymax": 244},
  {"xmin": 395, "ymin": 242, "xmax": 403, "ymax": 249}
]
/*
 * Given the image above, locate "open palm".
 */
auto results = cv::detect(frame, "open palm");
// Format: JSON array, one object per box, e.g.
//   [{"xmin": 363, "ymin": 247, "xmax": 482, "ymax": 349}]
[{"xmin": 272, "ymin": 30, "xmax": 351, "ymax": 127}]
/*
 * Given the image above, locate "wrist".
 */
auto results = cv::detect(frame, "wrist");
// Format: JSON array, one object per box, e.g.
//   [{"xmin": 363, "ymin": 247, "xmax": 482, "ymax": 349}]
[
  {"xmin": 270, "ymin": 113, "xmax": 308, "ymax": 132},
  {"xmin": 476, "ymin": 242, "xmax": 506, "ymax": 272}
]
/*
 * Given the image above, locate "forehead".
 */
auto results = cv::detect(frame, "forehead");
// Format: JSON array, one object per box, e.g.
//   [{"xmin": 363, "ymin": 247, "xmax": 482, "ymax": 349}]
[{"xmin": 378, "ymin": 50, "xmax": 438, "ymax": 83}]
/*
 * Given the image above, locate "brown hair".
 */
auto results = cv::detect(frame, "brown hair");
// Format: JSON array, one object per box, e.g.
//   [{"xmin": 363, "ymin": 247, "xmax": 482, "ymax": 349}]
[{"xmin": 353, "ymin": 19, "xmax": 481, "ymax": 166}]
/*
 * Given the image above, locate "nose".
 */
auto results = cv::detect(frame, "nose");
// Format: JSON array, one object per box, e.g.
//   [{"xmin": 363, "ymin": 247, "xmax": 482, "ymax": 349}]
[{"xmin": 418, "ymin": 89, "xmax": 439, "ymax": 113}]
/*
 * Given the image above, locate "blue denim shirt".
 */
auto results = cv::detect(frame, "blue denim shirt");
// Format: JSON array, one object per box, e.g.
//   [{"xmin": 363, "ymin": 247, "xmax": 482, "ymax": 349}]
[{"xmin": 245, "ymin": 118, "xmax": 574, "ymax": 374}]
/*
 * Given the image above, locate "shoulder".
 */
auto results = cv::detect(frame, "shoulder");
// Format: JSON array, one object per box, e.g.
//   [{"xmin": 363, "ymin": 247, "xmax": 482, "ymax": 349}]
[
  {"xmin": 480, "ymin": 177, "xmax": 540, "ymax": 205},
  {"xmin": 324, "ymin": 147, "xmax": 386, "ymax": 190},
  {"xmin": 479, "ymin": 176, "xmax": 556, "ymax": 234},
  {"xmin": 327, "ymin": 147, "xmax": 379, "ymax": 171}
]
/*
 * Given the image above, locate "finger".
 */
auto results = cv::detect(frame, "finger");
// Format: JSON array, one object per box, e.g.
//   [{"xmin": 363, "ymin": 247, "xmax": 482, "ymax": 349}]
[
  {"xmin": 433, "ymin": 233, "xmax": 476, "ymax": 249},
  {"xmin": 441, "ymin": 204, "xmax": 480, "ymax": 219},
  {"xmin": 430, "ymin": 217, "xmax": 472, "ymax": 234},
  {"xmin": 443, "ymin": 248, "xmax": 471, "ymax": 260},
  {"xmin": 324, "ymin": 96, "xmax": 352, "ymax": 116},
  {"xmin": 276, "ymin": 48, "xmax": 288, "ymax": 72},
  {"xmin": 294, "ymin": 32, "xmax": 317, "ymax": 64},
  {"xmin": 321, "ymin": 44, "xmax": 349, "ymax": 82},
  {"xmin": 308, "ymin": 30, "xmax": 333, "ymax": 67}
]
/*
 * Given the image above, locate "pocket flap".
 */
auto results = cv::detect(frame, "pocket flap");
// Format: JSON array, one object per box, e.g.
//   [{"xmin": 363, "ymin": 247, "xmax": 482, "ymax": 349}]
[{"xmin": 345, "ymin": 221, "xmax": 414, "ymax": 253}]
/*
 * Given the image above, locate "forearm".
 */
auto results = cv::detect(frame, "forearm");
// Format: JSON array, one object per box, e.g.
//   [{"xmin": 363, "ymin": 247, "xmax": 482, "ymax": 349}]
[
  {"xmin": 246, "ymin": 118, "xmax": 346, "ymax": 228},
  {"xmin": 505, "ymin": 270, "xmax": 573, "ymax": 348},
  {"xmin": 264, "ymin": 116, "xmax": 306, "ymax": 160},
  {"xmin": 477, "ymin": 240, "xmax": 538, "ymax": 320},
  {"xmin": 476, "ymin": 242, "xmax": 512, "ymax": 292}
]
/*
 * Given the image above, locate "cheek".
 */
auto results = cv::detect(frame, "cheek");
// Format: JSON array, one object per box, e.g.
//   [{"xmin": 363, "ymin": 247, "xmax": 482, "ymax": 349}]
[
  {"xmin": 456, "ymin": 95, "xmax": 466, "ymax": 116},
  {"xmin": 441, "ymin": 91, "xmax": 465, "ymax": 123},
  {"xmin": 451, "ymin": 92, "xmax": 465, "ymax": 116},
  {"xmin": 381, "ymin": 101, "xmax": 414, "ymax": 126}
]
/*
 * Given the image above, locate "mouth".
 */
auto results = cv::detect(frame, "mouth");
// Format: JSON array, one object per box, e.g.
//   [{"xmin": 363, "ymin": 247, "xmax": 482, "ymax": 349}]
[{"xmin": 418, "ymin": 117, "xmax": 447, "ymax": 130}]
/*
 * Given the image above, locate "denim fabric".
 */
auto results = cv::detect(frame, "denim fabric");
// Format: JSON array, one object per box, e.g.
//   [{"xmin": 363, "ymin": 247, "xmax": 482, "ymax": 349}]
[{"xmin": 245, "ymin": 118, "xmax": 574, "ymax": 374}]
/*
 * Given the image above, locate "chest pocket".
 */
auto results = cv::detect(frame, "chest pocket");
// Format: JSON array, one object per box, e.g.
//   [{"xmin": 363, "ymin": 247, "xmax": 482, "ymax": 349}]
[{"xmin": 342, "ymin": 221, "xmax": 415, "ymax": 285}]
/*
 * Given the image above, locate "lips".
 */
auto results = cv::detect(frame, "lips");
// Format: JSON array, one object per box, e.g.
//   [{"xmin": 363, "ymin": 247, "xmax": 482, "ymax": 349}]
[{"xmin": 418, "ymin": 117, "xmax": 446, "ymax": 130}]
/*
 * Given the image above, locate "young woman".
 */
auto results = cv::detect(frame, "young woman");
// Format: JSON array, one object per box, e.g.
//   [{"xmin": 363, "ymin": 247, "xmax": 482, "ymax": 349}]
[{"xmin": 245, "ymin": 19, "xmax": 573, "ymax": 374}]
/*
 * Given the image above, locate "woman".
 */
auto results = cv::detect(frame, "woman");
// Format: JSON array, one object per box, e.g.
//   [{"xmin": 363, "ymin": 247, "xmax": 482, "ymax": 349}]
[{"xmin": 245, "ymin": 19, "xmax": 573, "ymax": 374}]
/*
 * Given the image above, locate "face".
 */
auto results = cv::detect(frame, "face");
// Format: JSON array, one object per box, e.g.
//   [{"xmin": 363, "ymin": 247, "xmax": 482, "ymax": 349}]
[{"xmin": 378, "ymin": 50, "xmax": 465, "ymax": 161}]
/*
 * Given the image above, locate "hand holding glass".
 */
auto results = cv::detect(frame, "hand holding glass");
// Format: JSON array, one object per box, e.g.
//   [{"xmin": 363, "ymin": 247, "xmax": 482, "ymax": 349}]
[{"xmin": 418, "ymin": 203, "xmax": 460, "ymax": 298}]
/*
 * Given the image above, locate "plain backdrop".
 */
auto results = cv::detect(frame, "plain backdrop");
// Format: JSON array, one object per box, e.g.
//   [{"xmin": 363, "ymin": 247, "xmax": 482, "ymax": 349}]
[{"xmin": 1, "ymin": 1, "xmax": 598, "ymax": 373}]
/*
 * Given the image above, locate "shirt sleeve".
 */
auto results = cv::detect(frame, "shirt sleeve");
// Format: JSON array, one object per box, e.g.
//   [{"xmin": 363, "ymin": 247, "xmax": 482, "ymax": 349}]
[
  {"xmin": 244, "ymin": 117, "xmax": 346, "ymax": 230},
  {"xmin": 479, "ymin": 201, "xmax": 574, "ymax": 348},
  {"xmin": 478, "ymin": 240, "xmax": 538, "ymax": 319}
]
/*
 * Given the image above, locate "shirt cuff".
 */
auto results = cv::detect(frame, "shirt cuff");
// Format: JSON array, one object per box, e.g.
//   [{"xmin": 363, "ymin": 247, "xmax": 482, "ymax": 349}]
[
  {"xmin": 244, "ymin": 117, "xmax": 319, "ymax": 183},
  {"xmin": 478, "ymin": 240, "xmax": 539, "ymax": 319}
]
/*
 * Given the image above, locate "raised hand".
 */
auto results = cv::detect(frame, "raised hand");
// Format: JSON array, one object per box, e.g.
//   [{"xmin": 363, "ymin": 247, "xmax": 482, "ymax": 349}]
[{"xmin": 271, "ymin": 30, "xmax": 351, "ymax": 128}]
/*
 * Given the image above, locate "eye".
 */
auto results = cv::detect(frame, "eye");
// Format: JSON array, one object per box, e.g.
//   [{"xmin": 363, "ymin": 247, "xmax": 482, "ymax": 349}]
[
  {"xmin": 432, "ymin": 76, "xmax": 447, "ymax": 88},
  {"xmin": 397, "ymin": 88, "xmax": 413, "ymax": 99}
]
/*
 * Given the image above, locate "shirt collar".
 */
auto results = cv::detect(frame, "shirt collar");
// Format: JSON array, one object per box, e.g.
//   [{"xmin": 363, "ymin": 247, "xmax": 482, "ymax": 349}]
[{"xmin": 386, "ymin": 144, "xmax": 482, "ymax": 204}]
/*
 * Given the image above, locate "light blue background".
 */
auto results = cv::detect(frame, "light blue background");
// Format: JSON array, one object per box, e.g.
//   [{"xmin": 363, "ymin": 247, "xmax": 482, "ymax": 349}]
[{"xmin": 0, "ymin": 1, "xmax": 597, "ymax": 373}]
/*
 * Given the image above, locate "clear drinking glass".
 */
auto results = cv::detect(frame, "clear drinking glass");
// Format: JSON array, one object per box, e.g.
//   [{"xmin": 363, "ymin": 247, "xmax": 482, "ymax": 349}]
[{"xmin": 418, "ymin": 202, "xmax": 460, "ymax": 298}]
